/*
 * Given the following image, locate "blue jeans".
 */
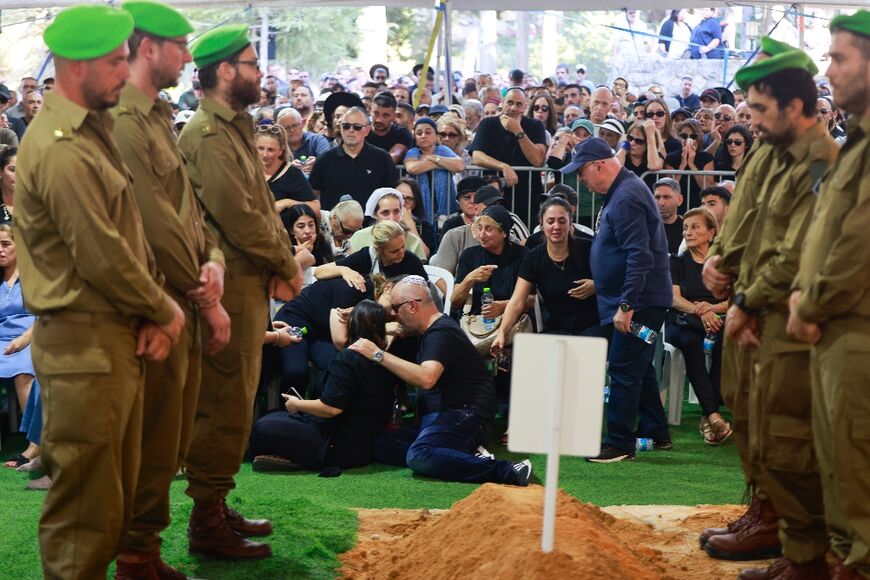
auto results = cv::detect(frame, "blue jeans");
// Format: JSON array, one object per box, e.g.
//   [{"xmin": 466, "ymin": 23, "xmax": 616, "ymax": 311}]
[
  {"xmin": 20, "ymin": 378, "xmax": 42, "ymax": 445},
  {"xmin": 374, "ymin": 409, "xmax": 517, "ymax": 484},
  {"xmin": 605, "ymin": 307, "xmax": 670, "ymax": 451}
]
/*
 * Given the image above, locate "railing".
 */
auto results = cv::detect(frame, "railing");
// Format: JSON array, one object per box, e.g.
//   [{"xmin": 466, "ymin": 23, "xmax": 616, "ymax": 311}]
[{"xmin": 639, "ymin": 169, "xmax": 736, "ymax": 213}]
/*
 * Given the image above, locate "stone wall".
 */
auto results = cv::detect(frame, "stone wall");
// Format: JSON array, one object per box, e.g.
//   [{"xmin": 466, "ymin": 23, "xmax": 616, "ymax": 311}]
[{"xmin": 610, "ymin": 54, "xmax": 745, "ymax": 95}]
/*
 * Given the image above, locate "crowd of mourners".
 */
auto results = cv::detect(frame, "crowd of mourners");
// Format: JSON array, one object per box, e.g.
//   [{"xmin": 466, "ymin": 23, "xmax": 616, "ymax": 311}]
[{"xmin": 1, "ymin": 2, "xmax": 869, "ymax": 579}]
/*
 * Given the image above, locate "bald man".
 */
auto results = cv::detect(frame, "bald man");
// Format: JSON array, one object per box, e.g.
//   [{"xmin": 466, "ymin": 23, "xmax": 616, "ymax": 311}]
[{"xmin": 589, "ymin": 87, "xmax": 614, "ymax": 125}]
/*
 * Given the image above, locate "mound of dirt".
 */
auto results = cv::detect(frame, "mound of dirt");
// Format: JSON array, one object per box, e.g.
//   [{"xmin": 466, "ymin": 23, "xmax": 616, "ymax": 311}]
[{"xmin": 340, "ymin": 483, "xmax": 673, "ymax": 580}]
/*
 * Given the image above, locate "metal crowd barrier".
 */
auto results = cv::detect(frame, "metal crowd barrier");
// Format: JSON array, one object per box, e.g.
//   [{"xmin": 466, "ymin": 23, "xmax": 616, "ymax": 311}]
[{"xmin": 639, "ymin": 169, "xmax": 737, "ymax": 213}]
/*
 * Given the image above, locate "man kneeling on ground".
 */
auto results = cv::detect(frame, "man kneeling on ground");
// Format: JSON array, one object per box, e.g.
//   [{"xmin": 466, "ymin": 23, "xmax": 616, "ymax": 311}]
[{"xmin": 349, "ymin": 275, "xmax": 532, "ymax": 486}]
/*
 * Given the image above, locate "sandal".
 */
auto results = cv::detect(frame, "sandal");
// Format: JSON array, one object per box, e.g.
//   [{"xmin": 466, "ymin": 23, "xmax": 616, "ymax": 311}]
[
  {"xmin": 4, "ymin": 454, "xmax": 29, "ymax": 469},
  {"xmin": 705, "ymin": 418, "xmax": 732, "ymax": 446},
  {"xmin": 699, "ymin": 417, "xmax": 713, "ymax": 440}
]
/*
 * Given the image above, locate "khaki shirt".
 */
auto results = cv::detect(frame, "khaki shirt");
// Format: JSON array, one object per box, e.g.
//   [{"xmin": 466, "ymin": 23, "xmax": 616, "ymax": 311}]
[
  {"xmin": 112, "ymin": 83, "xmax": 224, "ymax": 296},
  {"xmin": 796, "ymin": 115, "xmax": 870, "ymax": 323},
  {"xmin": 708, "ymin": 141, "xmax": 776, "ymax": 277},
  {"xmin": 15, "ymin": 92, "xmax": 175, "ymax": 324},
  {"xmin": 177, "ymin": 97, "xmax": 297, "ymax": 280},
  {"xmin": 737, "ymin": 122, "xmax": 838, "ymax": 311}
]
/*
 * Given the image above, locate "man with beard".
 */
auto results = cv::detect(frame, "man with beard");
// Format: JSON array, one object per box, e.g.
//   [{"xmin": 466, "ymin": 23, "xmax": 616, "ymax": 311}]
[
  {"xmin": 178, "ymin": 24, "xmax": 301, "ymax": 560},
  {"xmin": 468, "ymin": 87, "xmax": 547, "ymax": 228},
  {"xmin": 788, "ymin": 11, "xmax": 870, "ymax": 579},
  {"xmin": 713, "ymin": 47, "xmax": 838, "ymax": 579},
  {"xmin": 14, "ymin": 5, "xmax": 186, "ymax": 577},
  {"xmin": 112, "ymin": 3, "xmax": 231, "ymax": 576},
  {"xmin": 366, "ymin": 91, "xmax": 413, "ymax": 164}
]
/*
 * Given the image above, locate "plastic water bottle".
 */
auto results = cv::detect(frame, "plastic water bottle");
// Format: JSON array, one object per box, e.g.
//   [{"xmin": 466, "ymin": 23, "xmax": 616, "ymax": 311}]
[
  {"xmin": 289, "ymin": 326, "xmax": 308, "ymax": 339},
  {"xmin": 603, "ymin": 385, "xmax": 610, "ymax": 404},
  {"xmin": 636, "ymin": 438, "xmax": 655, "ymax": 451},
  {"xmin": 481, "ymin": 287, "xmax": 495, "ymax": 329},
  {"xmin": 704, "ymin": 331, "xmax": 717, "ymax": 354},
  {"xmin": 387, "ymin": 396, "xmax": 403, "ymax": 430},
  {"xmin": 629, "ymin": 321, "xmax": 657, "ymax": 344}
]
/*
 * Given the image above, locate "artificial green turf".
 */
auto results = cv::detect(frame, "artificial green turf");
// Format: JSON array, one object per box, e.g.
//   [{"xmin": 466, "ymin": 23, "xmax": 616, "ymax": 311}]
[{"xmin": 0, "ymin": 404, "xmax": 743, "ymax": 579}]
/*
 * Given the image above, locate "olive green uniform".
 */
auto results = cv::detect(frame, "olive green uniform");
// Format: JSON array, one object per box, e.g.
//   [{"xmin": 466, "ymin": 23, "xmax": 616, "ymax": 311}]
[
  {"xmin": 178, "ymin": 96, "xmax": 297, "ymax": 502},
  {"xmin": 112, "ymin": 82, "xmax": 224, "ymax": 552},
  {"xmin": 735, "ymin": 122, "xmax": 837, "ymax": 563},
  {"xmin": 795, "ymin": 114, "xmax": 870, "ymax": 576},
  {"xmin": 707, "ymin": 141, "xmax": 776, "ymax": 495},
  {"xmin": 15, "ymin": 92, "xmax": 178, "ymax": 580}
]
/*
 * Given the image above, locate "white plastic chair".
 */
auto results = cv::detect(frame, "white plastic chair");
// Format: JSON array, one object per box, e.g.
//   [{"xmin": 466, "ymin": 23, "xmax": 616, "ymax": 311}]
[{"xmin": 424, "ymin": 264, "xmax": 454, "ymax": 314}]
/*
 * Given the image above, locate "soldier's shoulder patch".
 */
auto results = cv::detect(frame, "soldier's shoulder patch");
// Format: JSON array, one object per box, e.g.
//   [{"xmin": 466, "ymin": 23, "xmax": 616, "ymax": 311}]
[
  {"xmin": 115, "ymin": 105, "xmax": 134, "ymax": 117},
  {"xmin": 52, "ymin": 127, "xmax": 73, "ymax": 141}
]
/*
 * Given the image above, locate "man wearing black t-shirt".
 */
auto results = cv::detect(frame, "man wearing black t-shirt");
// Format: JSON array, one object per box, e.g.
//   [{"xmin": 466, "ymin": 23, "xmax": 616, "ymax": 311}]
[
  {"xmin": 309, "ymin": 107, "xmax": 399, "ymax": 210},
  {"xmin": 468, "ymin": 87, "xmax": 547, "ymax": 229},
  {"xmin": 654, "ymin": 178, "xmax": 684, "ymax": 254},
  {"xmin": 366, "ymin": 92, "xmax": 414, "ymax": 164},
  {"xmin": 350, "ymin": 276, "xmax": 532, "ymax": 485}
]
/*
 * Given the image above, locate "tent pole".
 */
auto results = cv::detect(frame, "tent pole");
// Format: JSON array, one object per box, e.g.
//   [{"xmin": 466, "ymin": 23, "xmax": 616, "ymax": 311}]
[
  {"xmin": 414, "ymin": 1, "xmax": 444, "ymax": 109},
  {"xmin": 435, "ymin": 5, "xmax": 443, "ymax": 96},
  {"xmin": 258, "ymin": 8, "xmax": 269, "ymax": 75},
  {"xmin": 444, "ymin": 0, "xmax": 453, "ymax": 104}
]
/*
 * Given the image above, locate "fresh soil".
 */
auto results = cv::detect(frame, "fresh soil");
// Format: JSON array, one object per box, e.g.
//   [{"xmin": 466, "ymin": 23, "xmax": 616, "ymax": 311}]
[{"xmin": 340, "ymin": 484, "xmax": 774, "ymax": 579}]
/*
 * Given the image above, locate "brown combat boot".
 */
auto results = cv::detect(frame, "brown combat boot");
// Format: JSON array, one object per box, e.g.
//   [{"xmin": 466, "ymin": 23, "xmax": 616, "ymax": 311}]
[
  {"xmin": 700, "ymin": 493, "xmax": 764, "ymax": 547},
  {"xmin": 704, "ymin": 498, "xmax": 782, "ymax": 560},
  {"xmin": 151, "ymin": 553, "xmax": 187, "ymax": 580},
  {"xmin": 188, "ymin": 500, "xmax": 272, "ymax": 560},
  {"xmin": 223, "ymin": 500, "xmax": 273, "ymax": 537},
  {"xmin": 739, "ymin": 557, "xmax": 830, "ymax": 579},
  {"xmin": 115, "ymin": 549, "xmax": 159, "ymax": 580}
]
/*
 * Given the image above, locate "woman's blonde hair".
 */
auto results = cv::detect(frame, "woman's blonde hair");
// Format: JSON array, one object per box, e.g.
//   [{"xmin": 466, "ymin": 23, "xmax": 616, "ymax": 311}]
[
  {"xmin": 0, "ymin": 223, "xmax": 13, "ymax": 239},
  {"xmin": 371, "ymin": 220, "xmax": 405, "ymax": 251},
  {"xmin": 437, "ymin": 116, "xmax": 468, "ymax": 148},
  {"xmin": 475, "ymin": 214, "xmax": 504, "ymax": 234},
  {"xmin": 256, "ymin": 124, "xmax": 291, "ymax": 162}
]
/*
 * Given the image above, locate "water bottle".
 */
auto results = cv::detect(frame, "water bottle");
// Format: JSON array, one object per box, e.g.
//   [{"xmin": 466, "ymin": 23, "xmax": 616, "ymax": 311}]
[
  {"xmin": 289, "ymin": 326, "xmax": 308, "ymax": 339},
  {"xmin": 629, "ymin": 321, "xmax": 657, "ymax": 344},
  {"xmin": 481, "ymin": 287, "xmax": 495, "ymax": 329},
  {"xmin": 387, "ymin": 396, "xmax": 403, "ymax": 430},
  {"xmin": 603, "ymin": 385, "xmax": 611, "ymax": 404},
  {"xmin": 636, "ymin": 438, "xmax": 655, "ymax": 451},
  {"xmin": 704, "ymin": 331, "xmax": 717, "ymax": 354}
]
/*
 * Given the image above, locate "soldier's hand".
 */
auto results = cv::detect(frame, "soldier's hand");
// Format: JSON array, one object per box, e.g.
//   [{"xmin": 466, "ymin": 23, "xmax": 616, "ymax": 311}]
[
  {"xmin": 735, "ymin": 315, "xmax": 761, "ymax": 348},
  {"xmin": 136, "ymin": 322, "xmax": 173, "ymax": 362},
  {"xmin": 187, "ymin": 261, "xmax": 225, "ymax": 308},
  {"xmin": 787, "ymin": 291, "xmax": 821, "ymax": 344},
  {"xmin": 702, "ymin": 255, "xmax": 732, "ymax": 298},
  {"xmin": 200, "ymin": 303, "xmax": 231, "ymax": 355},
  {"xmin": 724, "ymin": 304, "xmax": 747, "ymax": 341},
  {"xmin": 160, "ymin": 298, "xmax": 186, "ymax": 346},
  {"xmin": 269, "ymin": 271, "xmax": 303, "ymax": 302}
]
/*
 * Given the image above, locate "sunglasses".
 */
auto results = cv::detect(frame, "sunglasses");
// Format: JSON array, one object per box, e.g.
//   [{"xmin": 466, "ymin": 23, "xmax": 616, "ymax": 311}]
[
  {"xmin": 646, "ymin": 110, "xmax": 666, "ymax": 118},
  {"xmin": 340, "ymin": 122, "xmax": 368, "ymax": 131},
  {"xmin": 714, "ymin": 113, "xmax": 733, "ymax": 122},
  {"xmin": 335, "ymin": 217, "xmax": 360, "ymax": 236},
  {"xmin": 817, "ymin": 109, "xmax": 830, "ymax": 115},
  {"xmin": 724, "ymin": 139, "xmax": 745, "ymax": 146},
  {"xmin": 533, "ymin": 105, "xmax": 550, "ymax": 112},
  {"xmin": 257, "ymin": 125, "xmax": 282, "ymax": 135},
  {"xmin": 438, "ymin": 131, "xmax": 460, "ymax": 138},
  {"xmin": 402, "ymin": 195, "xmax": 415, "ymax": 203},
  {"xmin": 627, "ymin": 136, "xmax": 646, "ymax": 145},
  {"xmin": 679, "ymin": 133, "xmax": 698, "ymax": 140},
  {"xmin": 391, "ymin": 299, "xmax": 421, "ymax": 314}
]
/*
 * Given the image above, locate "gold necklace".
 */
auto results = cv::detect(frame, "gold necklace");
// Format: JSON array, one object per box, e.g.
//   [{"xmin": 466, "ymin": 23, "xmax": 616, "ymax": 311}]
[{"xmin": 548, "ymin": 247, "xmax": 569, "ymax": 271}]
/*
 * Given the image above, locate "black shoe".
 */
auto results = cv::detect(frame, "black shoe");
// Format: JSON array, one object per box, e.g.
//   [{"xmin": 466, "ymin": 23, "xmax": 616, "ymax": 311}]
[
  {"xmin": 586, "ymin": 445, "xmax": 636, "ymax": 463},
  {"xmin": 511, "ymin": 460, "xmax": 533, "ymax": 486},
  {"xmin": 251, "ymin": 455, "xmax": 303, "ymax": 473},
  {"xmin": 654, "ymin": 439, "xmax": 673, "ymax": 451}
]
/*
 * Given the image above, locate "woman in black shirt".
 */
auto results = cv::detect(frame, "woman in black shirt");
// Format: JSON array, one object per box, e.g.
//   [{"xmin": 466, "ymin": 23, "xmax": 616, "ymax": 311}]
[
  {"xmin": 256, "ymin": 124, "xmax": 318, "ymax": 214},
  {"xmin": 250, "ymin": 301, "xmax": 398, "ymax": 472},
  {"xmin": 665, "ymin": 119, "xmax": 715, "ymax": 209},
  {"xmin": 665, "ymin": 208, "xmax": 731, "ymax": 445},
  {"xmin": 493, "ymin": 197, "xmax": 601, "ymax": 352}
]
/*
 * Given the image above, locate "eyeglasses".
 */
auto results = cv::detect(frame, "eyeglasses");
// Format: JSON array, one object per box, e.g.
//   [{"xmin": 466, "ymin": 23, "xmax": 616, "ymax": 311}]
[
  {"xmin": 402, "ymin": 195, "xmax": 415, "ymax": 203},
  {"xmin": 438, "ymin": 131, "xmax": 460, "ymax": 139},
  {"xmin": 340, "ymin": 122, "xmax": 368, "ymax": 132},
  {"xmin": 627, "ymin": 136, "xmax": 646, "ymax": 145},
  {"xmin": 714, "ymin": 113, "xmax": 733, "ymax": 121},
  {"xmin": 679, "ymin": 133, "xmax": 698, "ymax": 140},
  {"xmin": 234, "ymin": 59, "xmax": 259, "ymax": 69},
  {"xmin": 391, "ymin": 299, "xmax": 422, "ymax": 314},
  {"xmin": 817, "ymin": 109, "xmax": 830, "ymax": 115},
  {"xmin": 578, "ymin": 160, "xmax": 601, "ymax": 178},
  {"xmin": 458, "ymin": 193, "xmax": 474, "ymax": 202},
  {"xmin": 163, "ymin": 38, "xmax": 190, "ymax": 51},
  {"xmin": 724, "ymin": 139, "xmax": 745, "ymax": 146},
  {"xmin": 533, "ymin": 105, "xmax": 550, "ymax": 112},
  {"xmin": 646, "ymin": 110, "xmax": 666, "ymax": 118}
]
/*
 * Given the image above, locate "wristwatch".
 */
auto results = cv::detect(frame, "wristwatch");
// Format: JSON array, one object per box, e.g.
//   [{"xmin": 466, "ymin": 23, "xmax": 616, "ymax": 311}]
[
  {"xmin": 372, "ymin": 350, "xmax": 384, "ymax": 365},
  {"xmin": 515, "ymin": 131, "xmax": 526, "ymax": 140},
  {"xmin": 619, "ymin": 302, "xmax": 633, "ymax": 313},
  {"xmin": 434, "ymin": 155, "xmax": 441, "ymax": 165},
  {"xmin": 732, "ymin": 292, "xmax": 753, "ymax": 313}
]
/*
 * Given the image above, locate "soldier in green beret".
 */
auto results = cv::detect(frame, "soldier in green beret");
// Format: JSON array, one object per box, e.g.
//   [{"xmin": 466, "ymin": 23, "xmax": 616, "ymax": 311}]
[
  {"xmin": 788, "ymin": 10, "xmax": 870, "ymax": 578},
  {"xmin": 110, "ymin": 2, "xmax": 231, "ymax": 576},
  {"xmin": 706, "ymin": 49, "xmax": 839, "ymax": 579},
  {"xmin": 697, "ymin": 37, "xmax": 801, "ymax": 559},
  {"xmin": 14, "ymin": 4, "xmax": 186, "ymax": 579},
  {"xmin": 178, "ymin": 24, "xmax": 301, "ymax": 560}
]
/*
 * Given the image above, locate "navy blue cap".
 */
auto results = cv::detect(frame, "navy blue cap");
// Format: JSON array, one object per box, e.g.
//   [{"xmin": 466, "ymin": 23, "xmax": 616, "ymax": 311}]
[
  {"xmin": 414, "ymin": 117, "xmax": 438, "ymax": 130},
  {"xmin": 560, "ymin": 137, "xmax": 614, "ymax": 174},
  {"xmin": 429, "ymin": 104, "xmax": 449, "ymax": 115}
]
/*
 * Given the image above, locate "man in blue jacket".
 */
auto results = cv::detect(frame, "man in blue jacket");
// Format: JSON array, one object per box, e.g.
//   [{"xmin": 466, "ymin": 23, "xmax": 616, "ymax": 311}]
[{"xmin": 562, "ymin": 138, "xmax": 673, "ymax": 462}]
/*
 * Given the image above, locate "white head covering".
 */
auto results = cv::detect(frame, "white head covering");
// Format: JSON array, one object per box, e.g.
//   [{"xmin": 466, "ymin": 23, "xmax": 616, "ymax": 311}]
[{"xmin": 364, "ymin": 187, "xmax": 404, "ymax": 219}]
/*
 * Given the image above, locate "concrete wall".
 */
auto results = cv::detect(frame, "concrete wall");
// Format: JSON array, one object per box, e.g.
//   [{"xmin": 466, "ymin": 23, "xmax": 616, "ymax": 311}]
[{"xmin": 610, "ymin": 54, "xmax": 744, "ymax": 96}]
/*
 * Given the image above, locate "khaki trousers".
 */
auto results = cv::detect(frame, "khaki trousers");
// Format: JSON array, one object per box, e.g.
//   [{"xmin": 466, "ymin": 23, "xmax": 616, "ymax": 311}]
[
  {"xmin": 185, "ymin": 274, "xmax": 269, "ymax": 501},
  {"xmin": 34, "ymin": 312, "xmax": 144, "ymax": 580}
]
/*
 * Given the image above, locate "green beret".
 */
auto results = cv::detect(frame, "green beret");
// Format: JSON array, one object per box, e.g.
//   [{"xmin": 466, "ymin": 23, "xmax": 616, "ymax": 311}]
[
  {"xmin": 44, "ymin": 5, "xmax": 134, "ymax": 60},
  {"xmin": 830, "ymin": 10, "xmax": 870, "ymax": 39},
  {"xmin": 760, "ymin": 36, "xmax": 796, "ymax": 57},
  {"xmin": 190, "ymin": 24, "xmax": 250, "ymax": 69},
  {"xmin": 735, "ymin": 49, "xmax": 819, "ymax": 91},
  {"xmin": 123, "ymin": 0, "xmax": 193, "ymax": 38}
]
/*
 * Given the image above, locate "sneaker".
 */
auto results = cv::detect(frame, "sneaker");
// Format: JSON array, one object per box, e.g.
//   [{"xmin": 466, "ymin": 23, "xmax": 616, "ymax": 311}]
[
  {"xmin": 251, "ymin": 455, "xmax": 303, "ymax": 473},
  {"xmin": 654, "ymin": 439, "xmax": 673, "ymax": 451},
  {"xmin": 512, "ymin": 460, "xmax": 533, "ymax": 486},
  {"xmin": 475, "ymin": 446, "xmax": 495, "ymax": 460},
  {"xmin": 586, "ymin": 445, "xmax": 636, "ymax": 463}
]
